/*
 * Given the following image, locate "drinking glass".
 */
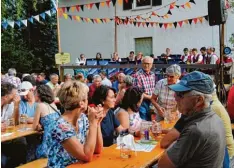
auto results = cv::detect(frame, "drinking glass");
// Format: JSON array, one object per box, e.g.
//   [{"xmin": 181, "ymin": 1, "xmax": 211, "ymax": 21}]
[
  {"xmin": 6, "ymin": 118, "xmax": 15, "ymax": 133},
  {"xmin": 164, "ymin": 110, "xmax": 172, "ymax": 124},
  {"xmin": 152, "ymin": 122, "xmax": 162, "ymax": 137},
  {"xmin": 120, "ymin": 144, "xmax": 131, "ymax": 159},
  {"xmin": 19, "ymin": 114, "xmax": 28, "ymax": 131}
]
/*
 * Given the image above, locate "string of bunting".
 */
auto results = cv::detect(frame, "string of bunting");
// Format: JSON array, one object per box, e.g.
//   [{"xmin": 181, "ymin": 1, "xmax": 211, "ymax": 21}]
[
  {"xmin": 61, "ymin": 12, "xmax": 209, "ymax": 29},
  {"xmin": 1, "ymin": 7, "xmax": 57, "ymax": 29},
  {"xmin": 59, "ymin": 0, "xmax": 196, "ymax": 20}
]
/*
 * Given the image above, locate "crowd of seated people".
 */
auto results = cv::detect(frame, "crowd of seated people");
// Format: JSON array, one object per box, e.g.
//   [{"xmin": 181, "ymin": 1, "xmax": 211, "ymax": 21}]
[{"xmin": 1, "ymin": 54, "xmax": 234, "ymax": 168}]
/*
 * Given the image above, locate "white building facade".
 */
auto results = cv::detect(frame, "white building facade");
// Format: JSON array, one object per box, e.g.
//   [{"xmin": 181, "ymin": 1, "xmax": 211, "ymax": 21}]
[{"xmin": 58, "ymin": 0, "xmax": 234, "ymax": 62}]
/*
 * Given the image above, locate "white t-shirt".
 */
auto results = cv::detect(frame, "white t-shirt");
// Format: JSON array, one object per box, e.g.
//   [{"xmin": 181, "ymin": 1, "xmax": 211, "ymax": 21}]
[
  {"xmin": 101, "ymin": 77, "xmax": 112, "ymax": 87},
  {"xmin": 1, "ymin": 102, "xmax": 14, "ymax": 122}
]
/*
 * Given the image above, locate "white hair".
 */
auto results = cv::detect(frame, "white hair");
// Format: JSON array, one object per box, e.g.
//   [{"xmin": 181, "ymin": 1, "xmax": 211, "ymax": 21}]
[
  {"xmin": 8, "ymin": 68, "xmax": 17, "ymax": 76},
  {"xmin": 50, "ymin": 73, "xmax": 58, "ymax": 79},
  {"xmin": 187, "ymin": 90, "xmax": 212, "ymax": 108},
  {"xmin": 93, "ymin": 75, "xmax": 102, "ymax": 81},
  {"xmin": 142, "ymin": 56, "xmax": 153, "ymax": 63}
]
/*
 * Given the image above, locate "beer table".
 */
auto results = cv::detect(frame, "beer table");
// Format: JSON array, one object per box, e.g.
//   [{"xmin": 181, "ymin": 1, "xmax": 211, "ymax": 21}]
[
  {"xmin": 68, "ymin": 121, "xmax": 176, "ymax": 168},
  {"xmin": 1, "ymin": 124, "xmax": 39, "ymax": 143}
]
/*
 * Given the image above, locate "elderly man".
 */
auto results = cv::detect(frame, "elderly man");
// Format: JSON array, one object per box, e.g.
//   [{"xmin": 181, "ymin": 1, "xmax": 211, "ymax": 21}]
[
  {"xmin": 88, "ymin": 75, "xmax": 102, "ymax": 104},
  {"xmin": 133, "ymin": 56, "xmax": 156, "ymax": 121},
  {"xmin": 46, "ymin": 73, "xmax": 60, "ymax": 96},
  {"xmin": 151, "ymin": 64, "xmax": 181, "ymax": 122},
  {"xmin": 2, "ymin": 68, "xmax": 21, "ymax": 88},
  {"xmin": 112, "ymin": 72, "xmax": 125, "ymax": 92},
  {"xmin": 158, "ymin": 71, "xmax": 225, "ymax": 168},
  {"xmin": 100, "ymin": 70, "xmax": 112, "ymax": 87}
]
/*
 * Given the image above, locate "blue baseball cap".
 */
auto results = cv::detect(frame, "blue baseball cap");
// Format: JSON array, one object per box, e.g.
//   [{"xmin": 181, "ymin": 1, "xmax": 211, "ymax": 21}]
[{"xmin": 169, "ymin": 71, "xmax": 214, "ymax": 94}]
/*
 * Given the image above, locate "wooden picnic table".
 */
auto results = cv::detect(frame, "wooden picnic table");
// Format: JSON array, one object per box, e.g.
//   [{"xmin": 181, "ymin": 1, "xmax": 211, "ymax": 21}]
[
  {"xmin": 1, "ymin": 124, "xmax": 39, "ymax": 143},
  {"xmin": 68, "ymin": 121, "xmax": 176, "ymax": 168}
]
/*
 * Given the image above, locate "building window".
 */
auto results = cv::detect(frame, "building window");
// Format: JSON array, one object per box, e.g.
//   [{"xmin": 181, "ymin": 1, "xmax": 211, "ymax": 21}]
[
  {"xmin": 136, "ymin": 0, "xmax": 151, "ymax": 7},
  {"xmin": 123, "ymin": 0, "xmax": 162, "ymax": 10}
]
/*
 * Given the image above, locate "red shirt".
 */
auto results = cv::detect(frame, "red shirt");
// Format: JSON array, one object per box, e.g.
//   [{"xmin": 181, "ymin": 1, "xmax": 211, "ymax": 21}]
[
  {"xmin": 88, "ymin": 84, "xmax": 97, "ymax": 104},
  {"xmin": 227, "ymin": 86, "xmax": 234, "ymax": 120}
]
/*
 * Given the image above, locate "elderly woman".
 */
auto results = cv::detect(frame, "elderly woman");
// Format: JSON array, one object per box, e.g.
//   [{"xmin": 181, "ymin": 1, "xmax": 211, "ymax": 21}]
[
  {"xmin": 92, "ymin": 85, "xmax": 125, "ymax": 147},
  {"xmin": 33, "ymin": 85, "xmax": 60, "ymax": 158},
  {"xmin": 47, "ymin": 81, "xmax": 103, "ymax": 168},
  {"xmin": 114, "ymin": 87, "xmax": 144, "ymax": 137},
  {"xmin": 151, "ymin": 64, "xmax": 181, "ymax": 122},
  {"xmin": 115, "ymin": 75, "xmax": 133, "ymax": 105}
]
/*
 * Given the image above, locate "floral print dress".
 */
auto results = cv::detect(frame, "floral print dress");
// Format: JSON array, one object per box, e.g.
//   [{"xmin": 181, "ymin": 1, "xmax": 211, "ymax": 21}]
[{"xmin": 47, "ymin": 113, "xmax": 89, "ymax": 168}]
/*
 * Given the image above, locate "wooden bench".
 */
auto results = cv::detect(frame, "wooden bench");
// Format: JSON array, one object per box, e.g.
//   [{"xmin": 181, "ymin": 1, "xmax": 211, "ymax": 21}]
[{"xmin": 17, "ymin": 158, "xmax": 48, "ymax": 168}]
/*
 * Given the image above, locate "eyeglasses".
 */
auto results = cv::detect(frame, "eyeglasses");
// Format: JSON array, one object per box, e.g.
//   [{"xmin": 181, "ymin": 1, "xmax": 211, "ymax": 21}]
[{"xmin": 167, "ymin": 75, "xmax": 175, "ymax": 79}]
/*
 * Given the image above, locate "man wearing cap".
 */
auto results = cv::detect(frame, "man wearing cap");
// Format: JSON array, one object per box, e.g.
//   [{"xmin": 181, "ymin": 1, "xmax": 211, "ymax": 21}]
[
  {"xmin": 158, "ymin": 71, "xmax": 225, "ymax": 168},
  {"xmin": 151, "ymin": 64, "xmax": 181, "ymax": 122},
  {"xmin": 19, "ymin": 81, "xmax": 37, "ymax": 124}
]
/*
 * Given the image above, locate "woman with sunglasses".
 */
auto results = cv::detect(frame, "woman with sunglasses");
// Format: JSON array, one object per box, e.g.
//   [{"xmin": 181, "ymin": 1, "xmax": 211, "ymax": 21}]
[
  {"xmin": 33, "ymin": 85, "xmax": 61, "ymax": 158},
  {"xmin": 151, "ymin": 64, "xmax": 181, "ymax": 122}
]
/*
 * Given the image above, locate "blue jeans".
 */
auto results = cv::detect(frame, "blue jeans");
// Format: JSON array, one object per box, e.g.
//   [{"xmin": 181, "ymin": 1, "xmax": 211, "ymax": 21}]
[{"xmin": 139, "ymin": 100, "xmax": 151, "ymax": 121}]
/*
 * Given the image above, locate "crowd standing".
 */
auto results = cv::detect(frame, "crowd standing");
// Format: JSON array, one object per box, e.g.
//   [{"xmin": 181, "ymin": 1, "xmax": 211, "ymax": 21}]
[{"xmin": 1, "ymin": 47, "xmax": 234, "ymax": 168}]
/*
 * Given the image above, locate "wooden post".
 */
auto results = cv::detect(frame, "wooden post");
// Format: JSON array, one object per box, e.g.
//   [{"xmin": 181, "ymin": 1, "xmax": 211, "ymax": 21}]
[
  {"xmin": 55, "ymin": 1, "xmax": 64, "ymax": 82},
  {"xmin": 114, "ymin": 4, "xmax": 118, "ymax": 52}
]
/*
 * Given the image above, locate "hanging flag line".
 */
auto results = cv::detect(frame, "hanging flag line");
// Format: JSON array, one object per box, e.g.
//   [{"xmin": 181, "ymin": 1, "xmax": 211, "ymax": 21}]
[
  {"xmin": 60, "ymin": 12, "xmax": 209, "ymax": 29},
  {"xmin": 59, "ymin": 0, "xmax": 196, "ymax": 20}
]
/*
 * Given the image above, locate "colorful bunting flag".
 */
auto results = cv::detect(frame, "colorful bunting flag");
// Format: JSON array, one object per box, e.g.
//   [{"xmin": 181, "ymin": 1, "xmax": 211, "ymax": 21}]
[
  {"xmin": 34, "ymin": 15, "xmax": 40, "ymax": 22},
  {"xmin": 2, "ymin": 22, "xmax": 8, "ymax": 29},
  {"xmin": 21, "ymin": 19, "xmax": 27, "ymax": 27},
  {"xmin": 8, "ymin": 21, "xmax": 15, "ymax": 28},
  {"xmin": 45, "ymin": 10, "xmax": 51, "ymax": 16},
  {"xmin": 40, "ymin": 13, "xmax": 46, "ymax": 20}
]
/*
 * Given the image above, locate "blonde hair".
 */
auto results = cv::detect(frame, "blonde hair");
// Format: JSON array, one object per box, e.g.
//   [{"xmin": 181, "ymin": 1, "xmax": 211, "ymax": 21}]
[{"xmin": 57, "ymin": 81, "xmax": 88, "ymax": 110}]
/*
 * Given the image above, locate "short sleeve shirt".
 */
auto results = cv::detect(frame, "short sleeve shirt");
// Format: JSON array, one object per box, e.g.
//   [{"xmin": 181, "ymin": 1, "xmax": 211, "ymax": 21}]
[
  {"xmin": 19, "ymin": 100, "xmax": 37, "ymax": 117},
  {"xmin": 101, "ymin": 109, "xmax": 120, "ymax": 147},
  {"xmin": 167, "ymin": 108, "xmax": 225, "ymax": 168},
  {"xmin": 1, "ymin": 102, "xmax": 14, "ymax": 121},
  {"xmin": 47, "ymin": 117, "xmax": 78, "ymax": 168},
  {"xmin": 77, "ymin": 113, "xmax": 89, "ymax": 144}
]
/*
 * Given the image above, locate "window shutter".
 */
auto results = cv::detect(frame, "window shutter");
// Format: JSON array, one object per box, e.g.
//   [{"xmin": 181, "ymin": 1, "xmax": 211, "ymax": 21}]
[
  {"xmin": 123, "ymin": 0, "xmax": 132, "ymax": 10},
  {"xmin": 152, "ymin": 0, "xmax": 162, "ymax": 6}
]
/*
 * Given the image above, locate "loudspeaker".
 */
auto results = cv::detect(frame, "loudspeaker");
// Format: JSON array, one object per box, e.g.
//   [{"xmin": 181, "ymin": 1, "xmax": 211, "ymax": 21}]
[{"xmin": 208, "ymin": 0, "xmax": 228, "ymax": 26}]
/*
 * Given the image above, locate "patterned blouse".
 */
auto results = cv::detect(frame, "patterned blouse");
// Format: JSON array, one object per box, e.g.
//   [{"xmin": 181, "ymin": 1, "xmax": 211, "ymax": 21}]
[{"xmin": 47, "ymin": 113, "xmax": 89, "ymax": 168}]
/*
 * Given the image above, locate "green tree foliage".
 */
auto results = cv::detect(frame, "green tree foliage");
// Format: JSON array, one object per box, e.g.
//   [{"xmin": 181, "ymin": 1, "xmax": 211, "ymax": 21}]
[{"xmin": 1, "ymin": 0, "xmax": 58, "ymax": 74}]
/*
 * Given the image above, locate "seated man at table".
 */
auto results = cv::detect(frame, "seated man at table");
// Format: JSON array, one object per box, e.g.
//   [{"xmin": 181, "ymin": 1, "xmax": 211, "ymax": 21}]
[
  {"xmin": 19, "ymin": 81, "xmax": 37, "ymax": 123},
  {"xmin": 158, "ymin": 71, "xmax": 225, "ymax": 168},
  {"xmin": 1, "ymin": 82, "xmax": 26, "ymax": 168}
]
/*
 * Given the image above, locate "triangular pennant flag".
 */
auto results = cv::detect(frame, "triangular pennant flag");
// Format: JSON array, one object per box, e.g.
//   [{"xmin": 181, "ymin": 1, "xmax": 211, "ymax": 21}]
[
  {"xmin": 155, "ymin": 22, "xmax": 159, "ymax": 27},
  {"xmin": 90, "ymin": 3, "xmax": 94, "ymax": 9},
  {"xmin": 159, "ymin": 23, "xmax": 163, "ymax": 28},
  {"xmin": 168, "ymin": 23, "xmax": 173, "ymax": 28},
  {"xmin": 152, "ymin": 11, "xmax": 157, "ymax": 16},
  {"xmin": 150, "ymin": 22, "xmax": 154, "ymax": 27},
  {"xmin": 137, "ymin": 22, "xmax": 141, "ymax": 27},
  {"xmin": 76, "ymin": 5, "xmax": 80, "ymax": 12},
  {"xmin": 100, "ymin": 2, "xmax": 106, "ymax": 7},
  {"xmin": 193, "ymin": 18, "xmax": 198, "ymax": 24},
  {"xmin": 106, "ymin": 18, "xmax": 111, "ymax": 22},
  {"xmin": 112, "ymin": 0, "xmax": 117, "ymax": 6},
  {"xmin": 121, "ymin": 19, "xmax": 125, "ymax": 24},
  {"xmin": 173, "ymin": 22, "xmax": 177, "ymax": 28},
  {"xmin": 184, "ymin": 20, "xmax": 189, "ymax": 24},
  {"xmin": 61, "ymin": 7, "xmax": 66, "ymax": 13},
  {"xmin": 167, "ymin": 10, "xmax": 172, "ymax": 15},
  {"xmin": 129, "ymin": 20, "xmax": 133, "ymax": 24},
  {"xmin": 163, "ymin": 14, "xmax": 169, "ymax": 19},
  {"xmin": 188, "ymin": 19, "xmax": 193, "ymax": 25},
  {"xmin": 94, "ymin": 18, "xmax": 98, "ymax": 24},
  {"xmin": 169, "ymin": 2, "xmax": 176, "ymax": 9},
  {"xmin": 189, "ymin": 0, "xmax": 196, "ymax": 4},
  {"xmin": 66, "ymin": 7, "xmax": 70, "ymax": 12},
  {"xmin": 40, "ymin": 13, "xmax": 46, "ymax": 20},
  {"xmin": 72, "ymin": 15, "xmax": 76, "ymax": 20},
  {"xmin": 136, "ymin": 15, "xmax": 141, "ymax": 20},
  {"xmin": 178, "ymin": 21, "xmax": 183, "ymax": 27},
  {"xmin": 100, "ymin": 19, "xmax": 104, "ymax": 23},
  {"xmin": 204, "ymin": 15, "xmax": 209, "ymax": 21},
  {"xmin": 28, "ymin": 17, "xmax": 34, "ymax": 24},
  {"xmin": 95, "ymin": 2, "xmax": 100, "ymax": 10},
  {"xmin": 185, "ymin": 2, "xmax": 191, "ymax": 9},
  {"xmin": 45, "ymin": 10, "xmax": 51, "ymax": 16},
  {"xmin": 175, "ymin": 5, "xmax": 180, "ymax": 8},
  {"xmin": 2, "ymin": 22, "xmax": 8, "ymax": 29},
  {"xmin": 198, "ymin": 17, "xmax": 203, "ymax": 23},
  {"xmin": 58, "ymin": 9, "xmax": 63, "ymax": 17},
  {"xmin": 164, "ymin": 23, "xmax": 168, "ymax": 29},
  {"xmin": 63, "ymin": 13, "xmax": 68, "ymax": 19},
  {"xmin": 80, "ymin": 5, "xmax": 84, "ymax": 11},
  {"xmin": 51, "ymin": 8, "xmax": 56, "ymax": 14},
  {"xmin": 71, "ymin": 6, "xmax": 76, "ymax": 12},
  {"xmin": 133, "ymin": 22, "xmax": 136, "ymax": 26},
  {"xmin": 21, "ymin": 19, "xmax": 27, "ymax": 27},
  {"xmin": 80, "ymin": 17, "xmax": 84, "ymax": 22},
  {"xmin": 181, "ymin": 5, "xmax": 185, "ymax": 9},
  {"xmin": 68, "ymin": 15, "xmax": 72, "ymax": 20},
  {"xmin": 106, "ymin": 1, "xmax": 111, "ymax": 7},
  {"xmin": 146, "ymin": 22, "xmax": 149, "ymax": 27},
  {"xmin": 97, "ymin": 18, "xmax": 102, "ymax": 23},
  {"xmin": 34, "ymin": 15, "xmax": 40, "ymax": 22},
  {"xmin": 90, "ymin": 19, "xmax": 94, "ymax": 23},
  {"xmin": 76, "ymin": 16, "xmax": 81, "ymax": 22},
  {"xmin": 118, "ymin": 0, "xmax": 123, "ymax": 5},
  {"xmin": 8, "ymin": 21, "xmax": 15, "ymax": 28},
  {"xmin": 102, "ymin": 18, "xmax": 106, "ymax": 23}
]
